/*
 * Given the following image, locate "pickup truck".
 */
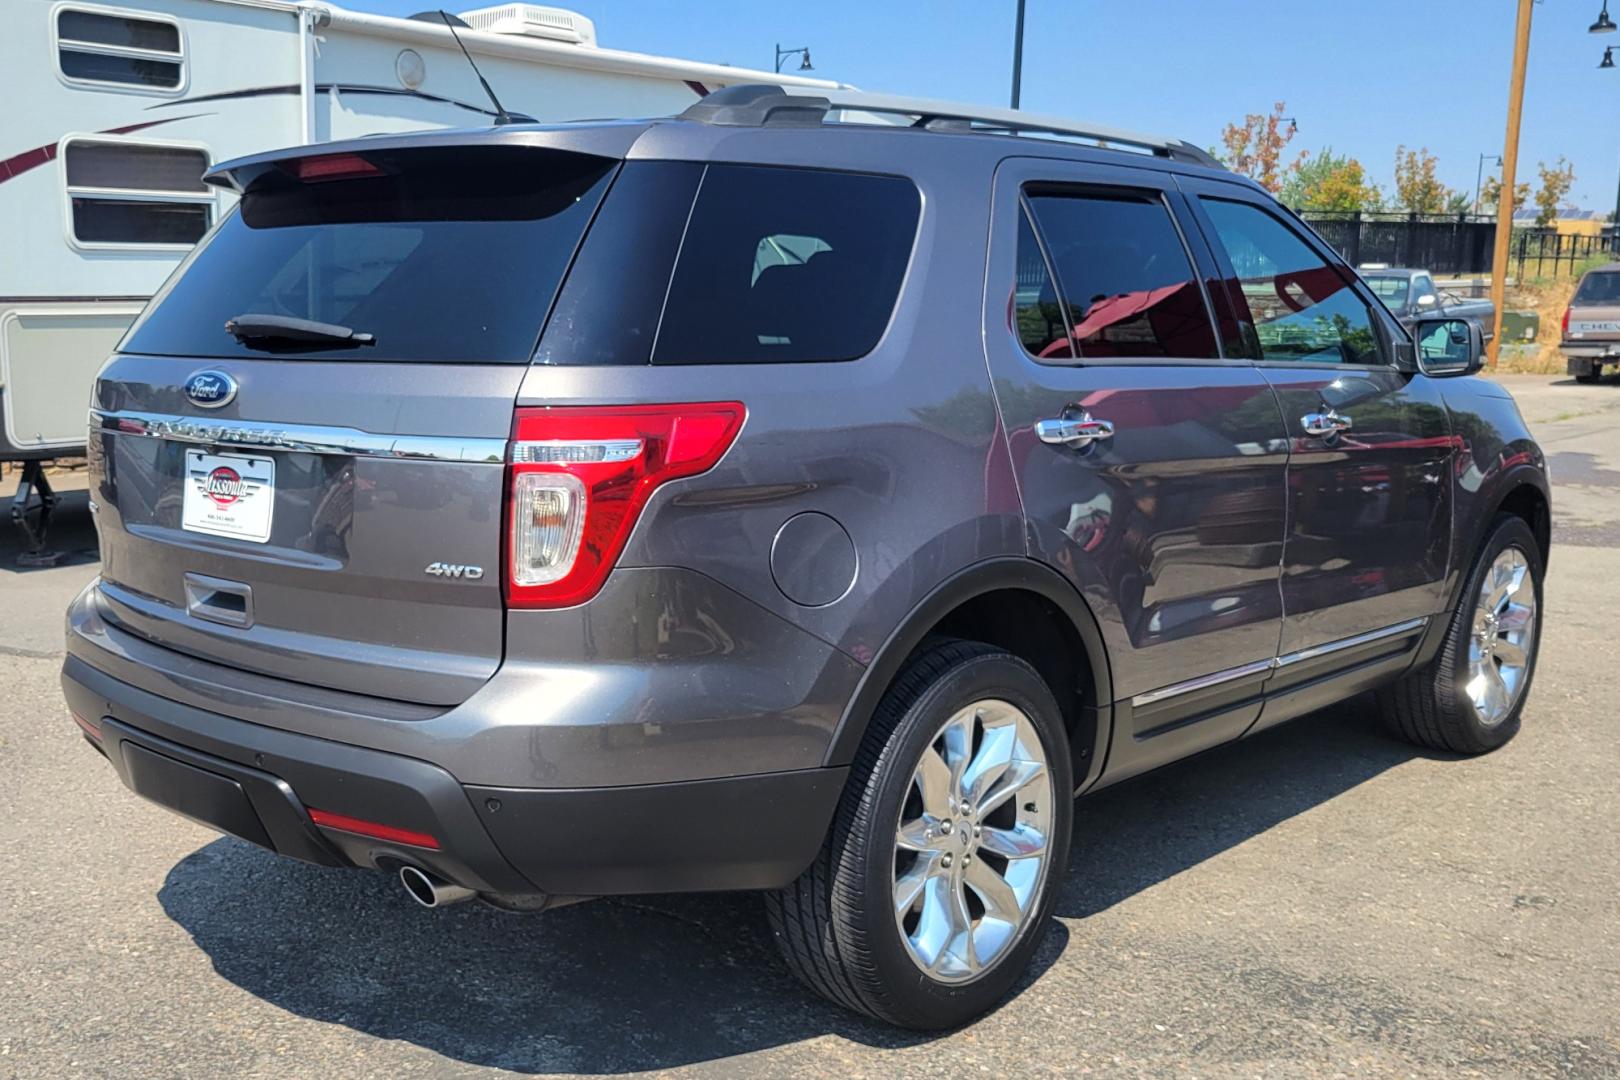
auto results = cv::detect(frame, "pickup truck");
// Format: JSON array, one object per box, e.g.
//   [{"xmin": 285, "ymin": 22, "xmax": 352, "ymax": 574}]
[
  {"xmin": 1562, "ymin": 262, "xmax": 1620, "ymax": 384},
  {"xmin": 1360, "ymin": 267, "xmax": 1496, "ymax": 348}
]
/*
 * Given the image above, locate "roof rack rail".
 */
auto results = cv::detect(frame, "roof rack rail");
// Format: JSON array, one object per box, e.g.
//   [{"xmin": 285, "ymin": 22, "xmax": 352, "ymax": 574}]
[{"xmin": 677, "ymin": 84, "xmax": 1223, "ymax": 170}]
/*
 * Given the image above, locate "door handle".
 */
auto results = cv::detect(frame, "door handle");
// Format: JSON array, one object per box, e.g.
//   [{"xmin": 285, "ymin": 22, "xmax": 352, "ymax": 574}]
[
  {"xmin": 1036, "ymin": 413, "xmax": 1114, "ymax": 449},
  {"xmin": 1301, "ymin": 410, "xmax": 1353, "ymax": 437}
]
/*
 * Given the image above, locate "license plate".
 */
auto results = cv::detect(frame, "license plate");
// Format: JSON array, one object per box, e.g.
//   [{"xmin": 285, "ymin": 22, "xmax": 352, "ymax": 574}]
[
  {"xmin": 182, "ymin": 450, "xmax": 274, "ymax": 543},
  {"xmin": 1573, "ymin": 321, "xmax": 1620, "ymax": 334}
]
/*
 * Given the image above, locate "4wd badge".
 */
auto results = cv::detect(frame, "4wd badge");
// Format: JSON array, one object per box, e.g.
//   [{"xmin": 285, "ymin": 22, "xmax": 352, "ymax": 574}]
[{"xmin": 425, "ymin": 562, "xmax": 484, "ymax": 580}]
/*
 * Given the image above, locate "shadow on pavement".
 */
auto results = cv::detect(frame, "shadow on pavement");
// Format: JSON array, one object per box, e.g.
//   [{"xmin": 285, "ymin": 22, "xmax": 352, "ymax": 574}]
[
  {"xmin": 0, "ymin": 487, "xmax": 99, "ymax": 572},
  {"xmin": 157, "ymin": 698, "xmax": 1423, "ymax": 1073}
]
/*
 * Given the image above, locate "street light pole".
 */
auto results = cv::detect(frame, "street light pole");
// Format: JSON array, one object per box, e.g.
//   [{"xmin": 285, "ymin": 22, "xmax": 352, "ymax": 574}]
[
  {"xmin": 1475, "ymin": 153, "xmax": 1502, "ymax": 216},
  {"xmin": 1488, "ymin": 0, "xmax": 1535, "ymax": 370},
  {"xmin": 1010, "ymin": 0, "xmax": 1026, "ymax": 108}
]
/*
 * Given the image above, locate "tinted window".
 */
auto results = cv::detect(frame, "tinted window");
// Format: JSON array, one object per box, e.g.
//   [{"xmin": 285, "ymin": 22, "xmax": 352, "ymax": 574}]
[
  {"xmin": 122, "ymin": 147, "xmax": 615, "ymax": 363},
  {"xmin": 534, "ymin": 162, "xmax": 703, "ymax": 367},
  {"xmin": 651, "ymin": 165, "xmax": 919, "ymax": 364},
  {"xmin": 1575, "ymin": 272, "xmax": 1620, "ymax": 304},
  {"xmin": 1024, "ymin": 191, "xmax": 1217, "ymax": 359},
  {"xmin": 1013, "ymin": 207, "xmax": 1072, "ymax": 359},
  {"xmin": 59, "ymin": 10, "xmax": 179, "ymax": 50},
  {"xmin": 72, "ymin": 198, "xmax": 209, "ymax": 244},
  {"xmin": 58, "ymin": 10, "xmax": 182, "ymax": 89},
  {"xmin": 1200, "ymin": 198, "xmax": 1385, "ymax": 366}
]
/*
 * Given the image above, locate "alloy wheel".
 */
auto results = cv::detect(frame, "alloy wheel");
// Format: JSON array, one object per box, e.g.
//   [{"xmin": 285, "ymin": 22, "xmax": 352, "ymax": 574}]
[
  {"xmin": 892, "ymin": 698, "xmax": 1054, "ymax": 983},
  {"xmin": 1466, "ymin": 545, "xmax": 1537, "ymax": 727}
]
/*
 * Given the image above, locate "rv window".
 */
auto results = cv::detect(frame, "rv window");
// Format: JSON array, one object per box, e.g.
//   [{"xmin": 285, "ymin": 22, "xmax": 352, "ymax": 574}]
[
  {"xmin": 64, "ymin": 140, "xmax": 213, "ymax": 247},
  {"xmin": 57, "ymin": 8, "xmax": 184, "ymax": 90}
]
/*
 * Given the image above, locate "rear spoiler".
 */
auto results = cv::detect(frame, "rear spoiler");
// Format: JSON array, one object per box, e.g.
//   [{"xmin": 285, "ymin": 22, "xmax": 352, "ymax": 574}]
[{"xmin": 203, "ymin": 123, "xmax": 650, "ymax": 194}]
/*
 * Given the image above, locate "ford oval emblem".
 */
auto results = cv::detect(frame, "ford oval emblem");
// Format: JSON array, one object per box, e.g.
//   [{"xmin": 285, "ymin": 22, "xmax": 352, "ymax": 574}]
[{"xmin": 184, "ymin": 370, "xmax": 237, "ymax": 409}]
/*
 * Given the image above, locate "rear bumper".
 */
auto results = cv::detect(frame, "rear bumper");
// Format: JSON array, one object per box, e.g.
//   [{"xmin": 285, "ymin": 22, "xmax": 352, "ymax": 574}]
[
  {"xmin": 1564, "ymin": 342, "xmax": 1620, "ymax": 369},
  {"xmin": 63, "ymin": 644, "xmax": 847, "ymax": 899}
]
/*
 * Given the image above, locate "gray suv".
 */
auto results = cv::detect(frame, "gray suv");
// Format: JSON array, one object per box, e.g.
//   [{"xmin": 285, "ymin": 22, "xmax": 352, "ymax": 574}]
[{"xmin": 62, "ymin": 85, "xmax": 1550, "ymax": 1029}]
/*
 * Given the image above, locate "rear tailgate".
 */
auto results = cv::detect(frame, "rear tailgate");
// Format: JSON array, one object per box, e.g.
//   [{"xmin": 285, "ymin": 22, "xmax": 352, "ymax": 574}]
[{"xmin": 87, "ymin": 141, "xmax": 620, "ymax": 706}]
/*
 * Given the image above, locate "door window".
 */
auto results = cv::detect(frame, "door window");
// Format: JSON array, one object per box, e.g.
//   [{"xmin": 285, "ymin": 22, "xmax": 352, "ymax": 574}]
[
  {"xmin": 1022, "ymin": 190, "xmax": 1219, "ymax": 360},
  {"xmin": 1013, "ymin": 207, "xmax": 1073, "ymax": 359},
  {"xmin": 1199, "ymin": 198, "xmax": 1386, "ymax": 366}
]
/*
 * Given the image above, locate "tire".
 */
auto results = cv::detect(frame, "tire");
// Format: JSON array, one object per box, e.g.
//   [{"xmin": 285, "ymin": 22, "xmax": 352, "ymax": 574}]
[
  {"xmin": 765, "ymin": 640, "xmax": 1073, "ymax": 1029},
  {"xmin": 1575, "ymin": 370, "xmax": 1601, "ymax": 384},
  {"xmin": 1376, "ymin": 514, "xmax": 1544, "ymax": 754}
]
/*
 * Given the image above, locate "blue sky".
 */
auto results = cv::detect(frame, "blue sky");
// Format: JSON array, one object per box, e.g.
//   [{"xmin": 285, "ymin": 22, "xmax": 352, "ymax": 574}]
[{"xmin": 355, "ymin": 0, "xmax": 1619, "ymax": 212}]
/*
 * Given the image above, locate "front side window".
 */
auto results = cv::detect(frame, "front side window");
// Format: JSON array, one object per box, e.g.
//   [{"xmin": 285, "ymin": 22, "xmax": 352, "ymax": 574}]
[
  {"xmin": 56, "ymin": 8, "xmax": 184, "ymax": 90},
  {"xmin": 64, "ymin": 139, "xmax": 212, "ymax": 246},
  {"xmin": 1200, "ymin": 198, "xmax": 1386, "ymax": 366},
  {"xmin": 1022, "ymin": 190, "xmax": 1218, "ymax": 360},
  {"xmin": 651, "ymin": 165, "xmax": 919, "ymax": 365}
]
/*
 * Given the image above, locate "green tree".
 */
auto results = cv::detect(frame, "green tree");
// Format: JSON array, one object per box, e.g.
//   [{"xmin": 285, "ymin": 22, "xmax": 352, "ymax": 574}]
[
  {"xmin": 1221, "ymin": 103, "xmax": 1303, "ymax": 195},
  {"xmin": 1445, "ymin": 190, "xmax": 1473, "ymax": 214},
  {"xmin": 1533, "ymin": 157, "xmax": 1576, "ymax": 228},
  {"xmin": 1481, "ymin": 175, "xmax": 1531, "ymax": 218},
  {"xmin": 1280, "ymin": 147, "xmax": 1382, "ymax": 211},
  {"xmin": 1393, "ymin": 146, "xmax": 1453, "ymax": 214}
]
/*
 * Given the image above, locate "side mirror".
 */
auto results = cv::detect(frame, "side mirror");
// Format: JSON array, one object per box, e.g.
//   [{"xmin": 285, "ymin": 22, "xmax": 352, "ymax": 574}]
[
  {"xmin": 1415, "ymin": 293, "xmax": 1439, "ymax": 308},
  {"xmin": 1414, "ymin": 317, "xmax": 1482, "ymax": 376}
]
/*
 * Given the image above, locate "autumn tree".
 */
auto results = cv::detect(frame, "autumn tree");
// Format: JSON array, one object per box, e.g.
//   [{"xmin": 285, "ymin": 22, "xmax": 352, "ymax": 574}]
[
  {"xmin": 1220, "ymin": 102, "xmax": 1303, "ymax": 195},
  {"xmin": 1533, "ymin": 157, "xmax": 1576, "ymax": 227},
  {"xmin": 1393, "ymin": 146, "xmax": 1453, "ymax": 214},
  {"xmin": 1480, "ymin": 175, "xmax": 1531, "ymax": 217},
  {"xmin": 1281, "ymin": 148, "xmax": 1382, "ymax": 211}
]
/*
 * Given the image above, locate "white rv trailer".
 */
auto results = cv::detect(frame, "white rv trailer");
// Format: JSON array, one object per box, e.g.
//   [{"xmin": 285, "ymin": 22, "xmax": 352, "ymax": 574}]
[{"xmin": 0, "ymin": 0, "xmax": 843, "ymax": 552}]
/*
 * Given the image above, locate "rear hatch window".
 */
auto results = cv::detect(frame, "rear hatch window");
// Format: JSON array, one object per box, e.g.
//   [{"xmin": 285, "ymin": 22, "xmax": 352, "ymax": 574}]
[
  {"xmin": 121, "ymin": 146, "xmax": 616, "ymax": 363},
  {"xmin": 1574, "ymin": 272, "xmax": 1620, "ymax": 305}
]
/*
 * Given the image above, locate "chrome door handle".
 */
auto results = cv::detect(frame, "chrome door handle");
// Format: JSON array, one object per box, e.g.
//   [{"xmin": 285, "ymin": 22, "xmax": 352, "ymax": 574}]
[
  {"xmin": 1035, "ymin": 413, "xmax": 1114, "ymax": 449},
  {"xmin": 1301, "ymin": 410, "xmax": 1352, "ymax": 437}
]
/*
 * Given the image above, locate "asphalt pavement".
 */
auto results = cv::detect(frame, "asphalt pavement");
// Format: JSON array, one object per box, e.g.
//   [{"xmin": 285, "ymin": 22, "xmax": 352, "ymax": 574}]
[{"xmin": 3, "ymin": 374, "xmax": 1619, "ymax": 1078}]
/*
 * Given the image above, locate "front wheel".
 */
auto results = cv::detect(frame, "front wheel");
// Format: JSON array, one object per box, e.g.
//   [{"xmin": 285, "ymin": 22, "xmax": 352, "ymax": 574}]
[
  {"xmin": 765, "ymin": 640, "xmax": 1073, "ymax": 1029},
  {"xmin": 1376, "ymin": 514, "xmax": 1544, "ymax": 754}
]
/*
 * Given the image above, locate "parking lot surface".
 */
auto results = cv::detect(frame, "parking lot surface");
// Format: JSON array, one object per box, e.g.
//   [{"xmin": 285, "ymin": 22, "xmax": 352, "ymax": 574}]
[{"xmin": 3, "ymin": 374, "xmax": 1619, "ymax": 1078}]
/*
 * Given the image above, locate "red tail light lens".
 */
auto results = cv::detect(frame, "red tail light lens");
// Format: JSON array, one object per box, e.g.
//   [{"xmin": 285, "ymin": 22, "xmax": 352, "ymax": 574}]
[
  {"xmin": 1562, "ymin": 306, "xmax": 1571, "ymax": 337},
  {"xmin": 293, "ymin": 153, "xmax": 382, "ymax": 183},
  {"xmin": 506, "ymin": 403, "xmax": 746, "ymax": 609}
]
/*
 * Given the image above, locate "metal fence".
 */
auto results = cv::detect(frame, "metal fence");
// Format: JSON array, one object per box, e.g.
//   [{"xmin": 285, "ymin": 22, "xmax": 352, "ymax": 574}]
[
  {"xmin": 1511, "ymin": 230, "xmax": 1618, "ymax": 280},
  {"xmin": 1295, "ymin": 210, "xmax": 1619, "ymax": 279}
]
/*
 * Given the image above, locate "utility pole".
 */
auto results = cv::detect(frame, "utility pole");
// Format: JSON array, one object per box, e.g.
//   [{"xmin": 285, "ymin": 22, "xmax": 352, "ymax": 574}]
[
  {"xmin": 1488, "ymin": 0, "xmax": 1534, "ymax": 370},
  {"xmin": 1010, "ymin": 0, "xmax": 1026, "ymax": 108}
]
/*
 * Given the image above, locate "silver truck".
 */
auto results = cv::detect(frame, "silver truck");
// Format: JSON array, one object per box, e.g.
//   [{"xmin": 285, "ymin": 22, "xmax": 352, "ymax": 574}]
[{"xmin": 1562, "ymin": 262, "xmax": 1620, "ymax": 383}]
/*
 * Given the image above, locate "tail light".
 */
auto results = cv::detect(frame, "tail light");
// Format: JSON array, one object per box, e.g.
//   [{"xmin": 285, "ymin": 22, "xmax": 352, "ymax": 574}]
[
  {"xmin": 1562, "ymin": 306, "xmax": 1571, "ymax": 338},
  {"xmin": 506, "ymin": 403, "xmax": 746, "ymax": 608},
  {"xmin": 291, "ymin": 152, "xmax": 382, "ymax": 183}
]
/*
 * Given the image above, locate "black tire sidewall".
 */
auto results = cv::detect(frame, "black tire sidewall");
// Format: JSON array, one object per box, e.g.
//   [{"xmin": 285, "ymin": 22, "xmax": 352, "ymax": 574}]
[
  {"xmin": 1439, "ymin": 515, "xmax": 1545, "ymax": 749},
  {"xmin": 841, "ymin": 650, "xmax": 1073, "ymax": 1029}
]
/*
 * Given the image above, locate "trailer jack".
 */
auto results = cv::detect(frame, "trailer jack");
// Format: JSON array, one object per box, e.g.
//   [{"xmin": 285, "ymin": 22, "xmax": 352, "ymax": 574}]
[{"xmin": 11, "ymin": 461, "xmax": 63, "ymax": 568}]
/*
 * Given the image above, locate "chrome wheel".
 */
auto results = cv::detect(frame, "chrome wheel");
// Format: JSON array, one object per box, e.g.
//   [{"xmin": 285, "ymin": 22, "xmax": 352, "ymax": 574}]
[
  {"xmin": 893, "ymin": 698, "xmax": 1054, "ymax": 984},
  {"xmin": 1467, "ymin": 546, "xmax": 1537, "ymax": 727}
]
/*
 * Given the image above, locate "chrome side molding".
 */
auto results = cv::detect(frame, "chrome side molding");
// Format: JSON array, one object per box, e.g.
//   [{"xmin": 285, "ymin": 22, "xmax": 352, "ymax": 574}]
[
  {"xmin": 1131, "ymin": 617, "xmax": 1429, "ymax": 709},
  {"xmin": 91, "ymin": 408, "xmax": 507, "ymax": 464}
]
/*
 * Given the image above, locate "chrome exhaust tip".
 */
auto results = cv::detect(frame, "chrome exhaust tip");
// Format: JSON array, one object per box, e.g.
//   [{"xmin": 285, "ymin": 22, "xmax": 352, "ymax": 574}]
[{"xmin": 399, "ymin": 864, "xmax": 476, "ymax": 908}]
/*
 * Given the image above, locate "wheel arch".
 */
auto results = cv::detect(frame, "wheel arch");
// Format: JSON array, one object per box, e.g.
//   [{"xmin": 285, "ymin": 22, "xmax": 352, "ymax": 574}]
[{"xmin": 824, "ymin": 558, "xmax": 1114, "ymax": 792}]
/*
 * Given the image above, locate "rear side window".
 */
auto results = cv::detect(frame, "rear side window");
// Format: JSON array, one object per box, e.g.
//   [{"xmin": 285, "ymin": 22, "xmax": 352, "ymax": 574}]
[
  {"xmin": 1022, "ymin": 190, "xmax": 1218, "ymax": 360},
  {"xmin": 652, "ymin": 166, "xmax": 919, "ymax": 364},
  {"xmin": 1575, "ymin": 272, "xmax": 1620, "ymax": 304},
  {"xmin": 1013, "ymin": 207, "xmax": 1073, "ymax": 359},
  {"xmin": 121, "ymin": 147, "xmax": 616, "ymax": 363}
]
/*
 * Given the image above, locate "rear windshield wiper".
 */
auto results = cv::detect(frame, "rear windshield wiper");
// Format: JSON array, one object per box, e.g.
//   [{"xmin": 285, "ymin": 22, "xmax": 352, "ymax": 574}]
[{"xmin": 224, "ymin": 313, "xmax": 375, "ymax": 348}]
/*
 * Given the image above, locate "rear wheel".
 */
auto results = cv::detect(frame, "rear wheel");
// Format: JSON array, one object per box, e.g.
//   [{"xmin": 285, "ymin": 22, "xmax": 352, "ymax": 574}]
[
  {"xmin": 1575, "ymin": 369, "xmax": 1602, "ymax": 384},
  {"xmin": 765, "ymin": 640, "xmax": 1073, "ymax": 1029},
  {"xmin": 1376, "ymin": 514, "xmax": 1543, "ymax": 754}
]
